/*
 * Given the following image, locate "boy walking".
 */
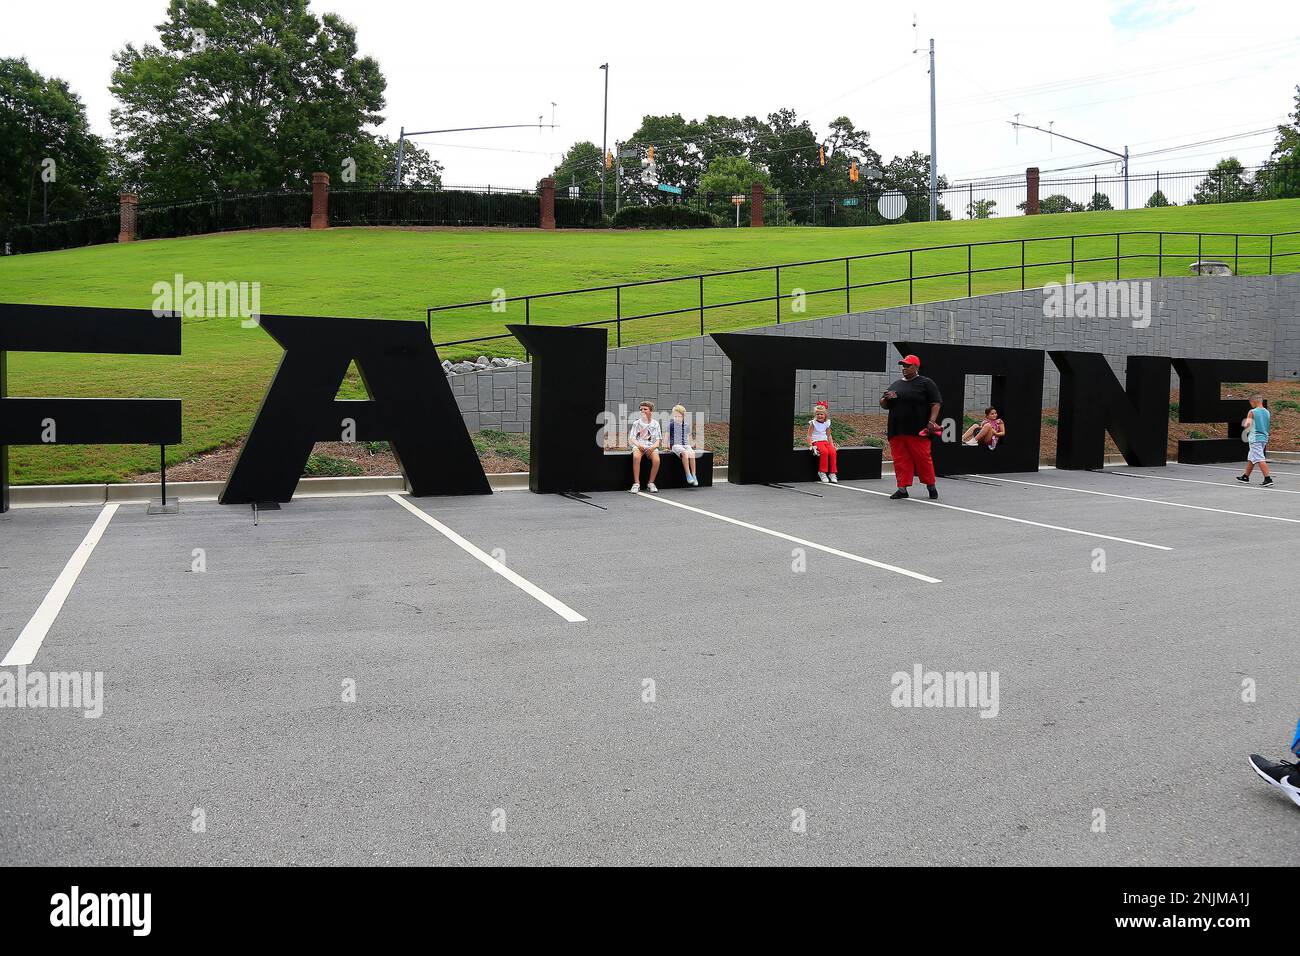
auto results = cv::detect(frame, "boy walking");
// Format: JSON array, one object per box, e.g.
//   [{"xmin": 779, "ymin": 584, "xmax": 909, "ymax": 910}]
[
  {"xmin": 629, "ymin": 401, "xmax": 661, "ymax": 493},
  {"xmin": 1236, "ymin": 394, "xmax": 1273, "ymax": 487}
]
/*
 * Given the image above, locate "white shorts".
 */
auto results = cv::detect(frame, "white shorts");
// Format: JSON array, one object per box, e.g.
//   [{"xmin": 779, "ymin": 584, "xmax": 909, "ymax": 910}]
[
  {"xmin": 671, "ymin": 444, "xmax": 694, "ymax": 457},
  {"xmin": 1248, "ymin": 441, "xmax": 1267, "ymax": 463}
]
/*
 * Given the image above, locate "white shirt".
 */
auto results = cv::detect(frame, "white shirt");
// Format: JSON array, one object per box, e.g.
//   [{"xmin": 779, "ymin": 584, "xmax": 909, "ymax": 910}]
[
  {"xmin": 810, "ymin": 417, "xmax": 832, "ymax": 443},
  {"xmin": 629, "ymin": 416, "xmax": 661, "ymax": 449}
]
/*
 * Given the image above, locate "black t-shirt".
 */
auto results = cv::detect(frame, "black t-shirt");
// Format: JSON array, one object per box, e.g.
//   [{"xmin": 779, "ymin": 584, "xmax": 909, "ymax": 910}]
[{"xmin": 884, "ymin": 374, "xmax": 942, "ymax": 437}]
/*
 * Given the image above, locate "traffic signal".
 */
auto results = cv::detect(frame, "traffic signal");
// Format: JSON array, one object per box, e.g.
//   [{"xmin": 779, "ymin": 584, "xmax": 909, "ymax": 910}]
[
  {"xmin": 819, "ymin": 145, "xmax": 825, "ymax": 167},
  {"xmin": 647, "ymin": 145, "xmax": 654, "ymax": 163},
  {"xmin": 605, "ymin": 150, "xmax": 612, "ymax": 168},
  {"xmin": 850, "ymin": 159, "xmax": 859, "ymax": 183}
]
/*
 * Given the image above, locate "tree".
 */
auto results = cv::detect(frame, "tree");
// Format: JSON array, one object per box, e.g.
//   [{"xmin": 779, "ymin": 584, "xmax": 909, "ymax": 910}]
[
  {"xmin": 1086, "ymin": 192, "xmax": 1113, "ymax": 211},
  {"xmin": 882, "ymin": 151, "xmax": 951, "ymax": 221},
  {"xmin": 0, "ymin": 57, "xmax": 111, "ymax": 226},
  {"xmin": 967, "ymin": 198, "xmax": 997, "ymax": 219},
  {"xmin": 698, "ymin": 155, "xmax": 769, "ymax": 222},
  {"xmin": 1190, "ymin": 157, "xmax": 1253, "ymax": 204},
  {"xmin": 546, "ymin": 141, "xmax": 605, "ymax": 198},
  {"xmin": 358, "ymin": 135, "xmax": 442, "ymax": 187},
  {"xmin": 1144, "ymin": 190, "xmax": 1173, "ymax": 208},
  {"xmin": 1258, "ymin": 86, "xmax": 1300, "ymax": 199},
  {"xmin": 1033, "ymin": 194, "xmax": 1084, "ymax": 214},
  {"xmin": 110, "ymin": 0, "xmax": 386, "ymax": 199}
]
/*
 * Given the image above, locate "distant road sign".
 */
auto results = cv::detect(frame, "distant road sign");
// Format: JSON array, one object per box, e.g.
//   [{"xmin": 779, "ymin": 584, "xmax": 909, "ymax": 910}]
[
  {"xmin": 620, "ymin": 148, "xmax": 639, "ymax": 158},
  {"xmin": 842, "ymin": 198, "xmax": 859, "ymax": 207},
  {"xmin": 730, "ymin": 195, "xmax": 745, "ymax": 204},
  {"xmin": 657, "ymin": 183, "xmax": 682, "ymax": 195}
]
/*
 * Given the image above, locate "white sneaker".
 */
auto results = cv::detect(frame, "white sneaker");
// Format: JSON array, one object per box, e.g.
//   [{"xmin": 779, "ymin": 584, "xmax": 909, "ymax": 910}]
[
  {"xmin": 630, "ymin": 483, "xmax": 640, "ymax": 493},
  {"xmin": 828, "ymin": 473, "xmax": 838, "ymax": 483},
  {"xmin": 818, "ymin": 472, "xmax": 829, "ymax": 483},
  {"xmin": 647, "ymin": 482, "xmax": 658, "ymax": 494},
  {"xmin": 963, "ymin": 440, "xmax": 978, "ymax": 447}
]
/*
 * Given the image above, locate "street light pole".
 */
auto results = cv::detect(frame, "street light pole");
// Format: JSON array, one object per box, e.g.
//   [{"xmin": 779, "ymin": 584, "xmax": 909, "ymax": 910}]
[
  {"xmin": 600, "ymin": 63, "xmax": 609, "ymax": 219},
  {"xmin": 1010, "ymin": 121, "xmax": 1130, "ymax": 210},
  {"xmin": 928, "ymin": 38, "xmax": 937, "ymax": 222}
]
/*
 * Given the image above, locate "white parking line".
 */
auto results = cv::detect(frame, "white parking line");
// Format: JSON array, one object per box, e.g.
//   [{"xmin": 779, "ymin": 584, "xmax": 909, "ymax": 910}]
[
  {"xmin": 388, "ymin": 494, "xmax": 586, "ymax": 623},
  {"xmin": 1112, "ymin": 469, "xmax": 1300, "ymax": 495},
  {"xmin": 634, "ymin": 490, "xmax": 942, "ymax": 583},
  {"xmin": 828, "ymin": 482, "xmax": 1172, "ymax": 551},
  {"xmin": 972, "ymin": 475, "xmax": 1300, "ymax": 525},
  {"xmin": 2, "ymin": 503, "xmax": 119, "ymax": 667},
  {"xmin": 1181, "ymin": 462, "xmax": 1300, "ymax": 478}
]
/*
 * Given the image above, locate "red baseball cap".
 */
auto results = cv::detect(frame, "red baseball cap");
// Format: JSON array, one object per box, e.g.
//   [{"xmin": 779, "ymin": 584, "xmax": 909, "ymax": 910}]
[{"xmin": 898, "ymin": 354, "xmax": 921, "ymax": 367}]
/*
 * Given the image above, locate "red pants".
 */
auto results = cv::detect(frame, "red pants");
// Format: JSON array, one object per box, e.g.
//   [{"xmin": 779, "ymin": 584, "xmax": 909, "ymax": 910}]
[
  {"xmin": 814, "ymin": 441, "xmax": 837, "ymax": 474},
  {"xmin": 889, "ymin": 435, "xmax": 936, "ymax": 487}
]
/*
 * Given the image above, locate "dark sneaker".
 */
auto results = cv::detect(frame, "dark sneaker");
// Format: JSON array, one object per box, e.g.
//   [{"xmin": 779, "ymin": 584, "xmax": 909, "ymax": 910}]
[
  {"xmin": 1248, "ymin": 754, "xmax": 1300, "ymax": 807},
  {"xmin": 1263, "ymin": 476, "xmax": 1274, "ymax": 487},
  {"xmin": 927, "ymin": 484, "xmax": 939, "ymax": 499},
  {"xmin": 1236, "ymin": 475, "xmax": 1250, "ymax": 483},
  {"xmin": 889, "ymin": 489, "xmax": 909, "ymax": 500}
]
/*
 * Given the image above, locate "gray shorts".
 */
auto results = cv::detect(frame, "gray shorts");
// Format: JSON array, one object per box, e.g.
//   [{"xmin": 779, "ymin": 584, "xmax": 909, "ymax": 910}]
[{"xmin": 1248, "ymin": 441, "xmax": 1267, "ymax": 463}]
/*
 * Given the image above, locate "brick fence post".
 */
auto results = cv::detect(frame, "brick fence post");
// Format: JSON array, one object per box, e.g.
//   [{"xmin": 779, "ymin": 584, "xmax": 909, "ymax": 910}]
[
  {"xmin": 118, "ymin": 192, "xmax": 138, "ymax": 242},
  {"xmin": 539, "ymin": 177, "xmax": 556, "ymax": 229},
  {"xmin": 311, "ymin": 172, "xmax": 330, "ymax": 229},
  {"xmin": 1025, "ymin": 167, "xmax": 1040, "ymax": 216},
  {"xmin": 750, "ymin": 182, "xmax": 764, "ymax": 227}
]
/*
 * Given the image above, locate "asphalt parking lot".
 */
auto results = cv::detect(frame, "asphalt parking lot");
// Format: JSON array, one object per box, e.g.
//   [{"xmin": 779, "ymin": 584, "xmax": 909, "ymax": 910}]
[{"xmin": 2, "ymin": 461, "xmax": 1297, "ymax": 865}]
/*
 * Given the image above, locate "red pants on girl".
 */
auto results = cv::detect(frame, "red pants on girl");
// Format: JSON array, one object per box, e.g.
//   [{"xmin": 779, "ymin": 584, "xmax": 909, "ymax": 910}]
[
  {"xmin": 814, "ymin": 441, "xmax": 838, "ymax": 474},
  {"xmin": 888, "ymin": 435, "xmax": 936, "ymax": 487}
]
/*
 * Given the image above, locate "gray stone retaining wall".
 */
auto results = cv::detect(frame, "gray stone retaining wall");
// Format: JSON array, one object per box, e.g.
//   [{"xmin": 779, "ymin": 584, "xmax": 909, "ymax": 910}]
[{"xmin": 449, "ymin": 274, "xmax": 1300, "ymax": 433}]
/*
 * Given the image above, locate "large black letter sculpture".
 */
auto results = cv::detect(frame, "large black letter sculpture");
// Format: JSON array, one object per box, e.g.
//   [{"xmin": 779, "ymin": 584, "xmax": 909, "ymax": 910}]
[
  {"xmin": 508, "ymin": 323, "xmax": 712, "ymax": 492},
  {"xmin": 1049, "ymin": 352, "xmax": 1171, "ymax": 470},
  {"xmin": 0, "ymin": 304, "xmax": 182, "ymax": 514},
  {"xmin": 893, "ymin": 341, "xmax": 1044, "ymax": 476},
  {"xmin": 220, "ymin": 314, "xmax": 488, "ymax": 504},
  {"xmin": 1172, "ymin": 358, "xmax": 1269, "ymax": 464},
  {"xmin": 713, "ymin": 332, "xmax": 885, "ymax": 484}
]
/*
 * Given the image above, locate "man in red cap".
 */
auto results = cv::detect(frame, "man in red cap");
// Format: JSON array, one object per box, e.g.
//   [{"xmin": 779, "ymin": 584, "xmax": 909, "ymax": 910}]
[{"xmin": 880, "ymin": 353, "xmax": 942, "ymax": 499}]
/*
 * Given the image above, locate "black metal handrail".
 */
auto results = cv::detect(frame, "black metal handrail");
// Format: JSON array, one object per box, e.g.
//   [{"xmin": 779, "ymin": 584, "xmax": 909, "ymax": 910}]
[{"xmin": 427, "ymin": 230, "xmax": 1300, "ymax": 353}]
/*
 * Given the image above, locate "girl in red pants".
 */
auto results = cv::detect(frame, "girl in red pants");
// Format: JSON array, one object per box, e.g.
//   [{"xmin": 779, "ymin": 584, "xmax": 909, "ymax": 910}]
[{"xmin": 806, "ymin": 401, "xmax": 839, "ymax": 483}]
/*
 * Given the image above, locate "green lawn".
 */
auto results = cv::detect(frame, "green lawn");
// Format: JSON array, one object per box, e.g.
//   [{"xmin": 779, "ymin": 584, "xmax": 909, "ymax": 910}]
[{"xmin": 2, "ymin": 198, "xmax": 1299, "ymax": 485}]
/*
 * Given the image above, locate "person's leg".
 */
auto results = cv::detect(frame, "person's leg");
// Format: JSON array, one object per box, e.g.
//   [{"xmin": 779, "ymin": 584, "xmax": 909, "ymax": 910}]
[
  {"xmin": 961, "ymin": 425, "xmax": 976, "ymax": 442},
  {"xmin": 648, "ymin": 448, "xmax": 660, "ymax": 483},
  {"xmin": 975, "ymin": 423, "xmax": 994, "ymax": 444},
  {"xmin": 889, "ymin": 436, "xmax": 914, "ymax": 492},
  {"xmin": 686, "ymin": 448, "xmax": 697, "ymax": 477},
  {"xmin": 825, "ymin": 444, "xmax": 838, "ymax": 474},
  {"xmin": 913, "ymin": 436, "xmax": 938, "ymax": 498},
  {"xmin": 631, "ymin": 446, "xmax": 643, "ymax": 488},
  {"xmin": 815, "ymin": 441, "xmax": 829, "ymax": 473}
]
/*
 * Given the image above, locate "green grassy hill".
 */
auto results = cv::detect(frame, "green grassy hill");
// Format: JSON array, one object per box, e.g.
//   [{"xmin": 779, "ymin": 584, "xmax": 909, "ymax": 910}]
[{"xmin": 2, "ymin": 198, "xmax": 1298, "ymax": 485}]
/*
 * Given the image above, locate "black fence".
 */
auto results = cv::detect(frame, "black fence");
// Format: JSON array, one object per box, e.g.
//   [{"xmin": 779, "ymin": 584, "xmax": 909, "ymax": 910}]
[
  {"xmin": 944, "ymin": 161, "xmax": 1299, "ymax": 221},
  {"xmin": 427, "ymin": 230, "xmax": 1300, "ymax": 355},
  {"xmin": 1, "ymin": 183, "xmax": 603, "ymax": 255}
]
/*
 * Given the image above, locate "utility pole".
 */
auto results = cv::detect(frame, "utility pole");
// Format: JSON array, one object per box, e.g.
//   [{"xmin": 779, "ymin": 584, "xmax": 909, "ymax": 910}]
[
  {"xmin": 928, "ymin": 38, "xmax": 937, "ymax": 222},
  {"xmin": 615, "ymin": 140, "xmax": 621, "ymax": 215},
  {"xmin": 395, "ymin": 125, "xmax": 405, "ymax": 185},
  {"xmin": 391, "ymin": 122, "xmax": 557, "ymax": 185},
  {"xmin": 1010, "ymin": 120, "xmax": 1130, "ymax": 210},
  {"xmin": 600, "ymin": 63, "xmax": 609, "ymax": 218}
]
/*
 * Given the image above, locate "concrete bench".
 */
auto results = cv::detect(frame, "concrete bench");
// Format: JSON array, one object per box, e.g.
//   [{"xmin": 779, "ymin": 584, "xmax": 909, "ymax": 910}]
[
  {"xmin": 796, "ymin": 444, "xmax": 883, "ymax": 481},
  {"xmin": 616, "ymin": 448, "xmax": 714, "ymax": 488}
]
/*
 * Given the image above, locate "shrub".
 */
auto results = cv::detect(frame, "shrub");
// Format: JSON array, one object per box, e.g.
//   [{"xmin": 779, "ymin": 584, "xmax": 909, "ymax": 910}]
[{"xmin": 611, "ymin": 205, "xmax": 718, "ymax": 229}]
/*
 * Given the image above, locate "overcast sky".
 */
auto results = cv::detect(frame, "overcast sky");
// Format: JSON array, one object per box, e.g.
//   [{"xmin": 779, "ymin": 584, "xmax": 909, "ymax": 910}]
[{"xmin": 7, "ymin": 0, "xmax": 1297, "ymax": 187}]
